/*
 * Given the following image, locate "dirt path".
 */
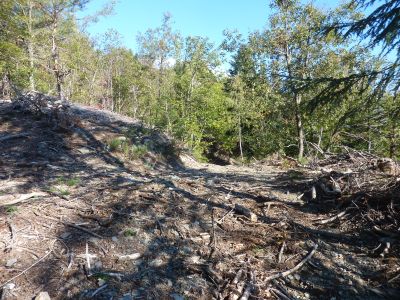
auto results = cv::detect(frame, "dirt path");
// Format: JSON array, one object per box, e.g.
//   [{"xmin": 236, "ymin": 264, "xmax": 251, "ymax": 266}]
[{"xmin": 0, "ymin": 102, "xmax": 398, "ymax": 299}]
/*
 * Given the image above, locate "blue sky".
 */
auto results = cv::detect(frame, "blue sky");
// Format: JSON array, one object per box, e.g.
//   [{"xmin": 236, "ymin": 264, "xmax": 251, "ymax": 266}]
[{"xmin": 79, "ymin": 0, "xmax": 340, "ymax": 52}]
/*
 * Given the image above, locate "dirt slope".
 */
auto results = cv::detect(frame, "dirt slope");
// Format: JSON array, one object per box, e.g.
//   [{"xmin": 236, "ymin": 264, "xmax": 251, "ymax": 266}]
[{"xmin": 0, "ymin": 101, "xmax": 399, "ymax": 300}]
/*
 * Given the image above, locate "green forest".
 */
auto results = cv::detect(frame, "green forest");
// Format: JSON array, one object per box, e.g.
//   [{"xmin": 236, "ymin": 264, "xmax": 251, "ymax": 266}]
[{"xmin": 1, "ymin": 0, "xmax": 399, "ymax": 163}]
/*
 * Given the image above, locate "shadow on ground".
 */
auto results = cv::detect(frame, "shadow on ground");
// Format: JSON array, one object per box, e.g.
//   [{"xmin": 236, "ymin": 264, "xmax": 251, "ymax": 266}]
[{"xmin": 0, "ymin": 102, "xmax": 398, "ymax": 299}]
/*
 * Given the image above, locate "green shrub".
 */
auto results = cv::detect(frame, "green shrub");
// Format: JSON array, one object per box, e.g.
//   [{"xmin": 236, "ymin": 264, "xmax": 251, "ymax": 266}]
[
  {"xmin": 123, "ymin": 229, "xmax": 137, "ymax": 237},
  {"xmin": 65, "ymin": 177, "xmax": 80, "ymax": 187},
  {"xmin": 108, "ymin": 138, "xmax": 124, "ymax": 151}
]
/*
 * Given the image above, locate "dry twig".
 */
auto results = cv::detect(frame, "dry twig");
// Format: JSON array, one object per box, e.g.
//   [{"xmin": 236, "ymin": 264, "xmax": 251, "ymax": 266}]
[
  {"xmin": 0, "ymin": 240, "xmax": 56, "ymax": 288},
  {"xmin": 265, "ymin": 244, "xmax": 318, "ymax": 282}
]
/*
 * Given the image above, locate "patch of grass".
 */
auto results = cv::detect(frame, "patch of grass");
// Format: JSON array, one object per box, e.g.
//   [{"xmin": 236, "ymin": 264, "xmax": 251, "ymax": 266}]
[
  {"xmin": 123, "ymin": 229, "xmax": 137, "ymax": 237},
  {"xmin": 56, "ymin": 176, "xmax": 80, "ymax": 187},
  {"xmin": 92, "ymin": 273, "xmax": 110, "ymax": 280},
  {"xmin": 252, "ymin": 246, "xmax": 265, "ymax": 255},
  {"xmin": 287, "ymin": 169, "xmax": 304, "ymax": 180},
  {"xmin": 108, "ymin": 138, "xmax": 124, "ymax": 152},
  {"xmin": 130, "ymin": 144, "xmax": 148, "ymax": 158},
  {"xmin": 47, "ymin": 186, "xmax": 58, "ymax": 193},
  {"xmin": 6, "ymin": 206, "xmax": 18, "ymax": 215},
  {"xmin": 48, "ymin": 186, "xmax": 70, "ymax": 196},
  {"xmin": 298, "ymin": 156, "xmax": 309, "ymax": 165},
  {"xmin": 65, "ymin": 177, "xmax": 80, "ymax": 187},
  {"xmin": 56, "ymin": 176, "xmax": 66, "ymax": 184},
  {"xmin": 59, "ymin": 189, "xmax": 70, "ymax": 196},
  {"xmin": 121, "ymin": 143, "xmax": 148, "ymax": 159}
]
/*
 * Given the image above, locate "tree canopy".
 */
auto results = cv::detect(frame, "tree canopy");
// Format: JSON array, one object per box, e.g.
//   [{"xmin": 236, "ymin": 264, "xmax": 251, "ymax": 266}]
[{"xmin": 0, "ymin": 0, "xmax": 399, "ymax": 161}]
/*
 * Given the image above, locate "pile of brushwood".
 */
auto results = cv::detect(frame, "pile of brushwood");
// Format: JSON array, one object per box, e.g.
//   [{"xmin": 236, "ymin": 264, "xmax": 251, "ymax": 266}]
[
  {"xmin": 306, "ymin": 148, "xmax": 399, "ymax": 256},
  {"xmin": 11, "ymin": 91, "xmax": 77, "ymax": 130}
]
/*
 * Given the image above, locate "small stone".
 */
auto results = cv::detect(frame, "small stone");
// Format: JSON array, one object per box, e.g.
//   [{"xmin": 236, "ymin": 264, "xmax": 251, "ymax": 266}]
[
  {"xmin": 60, "ymin": 232, "xmax": 71, "ymax": 239},
  {"xmin": 6, "ymin": 258, "xmax": 17, "ymax": 267},
  {"xmin": 348, "ymin": 279, "xmax": 353, "ymax": 285},
  {"xmin": 35, "ymin": 292, "xmax": 51, "ymax": 300},
  {"xmin": 118, "ymin": 253, "xmax": 141, "ymax": 261},
  {"xmin": 4, "ymin": 283, "xmax": 15, "ymax": 290},
  {"xmin": 170, "ymin": 294, "xmax": 184, "ymax": 300},
  {"xmin": 149, "ymin": 258, "xmax": 163, "ymax": 267},
  {"xmin": 94, "ymin": 260, "xmax": 103, "ymax": 269},
  {"xmin": 78, "ymin": 147, "xmax": 91, "ymax": 154},
  {"xmin": 294, "ymin": 274, "xmax": 301, "ymax": 280},
  {"xmin": 98, "ymin": 278, "xmax": 106, "ymax": 286},
  {"xmin": 304, "ymin": 292, "xmax": 310, "ymax": 299},
  {"xmin": 111, "ymin": 236, "xmax": 118, "ymax": 242}
]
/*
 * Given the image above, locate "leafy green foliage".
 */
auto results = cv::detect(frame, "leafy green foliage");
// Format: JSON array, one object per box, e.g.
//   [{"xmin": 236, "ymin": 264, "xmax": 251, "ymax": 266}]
[{"xmin": 2, "ymin": 1, "xmax": 399, "ymax": 161}]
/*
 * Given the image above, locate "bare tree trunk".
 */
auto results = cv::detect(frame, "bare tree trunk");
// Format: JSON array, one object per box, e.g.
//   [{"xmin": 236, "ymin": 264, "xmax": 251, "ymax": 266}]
[
  {"xmin": 28, "ymin": 0, "xmax": 35, "ymax": 91},
  {"xmin": 389, "ymin": 123, "xmax": 396, "ymax": 158},
  {"xmin": 295, "ymin": 93, "xmax": 304, "ymax": 160},
  {"xmin": 51, "ymin": 14, "xmax": 63, "ymax": 99},
  {"xmin": 238, "ymin": 114, "xmax": 244, "ymax": 163}
]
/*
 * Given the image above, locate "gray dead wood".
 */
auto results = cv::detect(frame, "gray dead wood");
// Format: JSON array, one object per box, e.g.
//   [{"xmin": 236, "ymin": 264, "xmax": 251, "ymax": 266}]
[
  {"xmin": 0, "ymin": 192, "xmax": 47, "ymax": 207},
  {"xmin": 0, "ymin": 133, "xmax": 29, "ymax": 143},
  {"xmin": 314, "ymin": 207, "xmax": 355, "ymax": 225},
  {"xmin": 41, "ymin": 215, "xmax": 103, "ymax": 239},
  {"xmin": 239, "ymin": 271, "xmax": 255, "ymax": 300},
  {"xmin": 265, "ymin": 244, "xmax": 318, "ymax": 282},
  {"xmin": 227, "ymin": 269, "xmax": 244, "ymax": 300},
  {"xmin": 278, "ymin": 241, "xmax": 286, "ymax": 263}
]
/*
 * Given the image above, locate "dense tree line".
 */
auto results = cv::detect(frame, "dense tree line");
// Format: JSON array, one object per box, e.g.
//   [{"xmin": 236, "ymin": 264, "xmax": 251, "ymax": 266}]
[{"xmin": 0, "ymin": 0, "xmax": 399, "ymax": 161}]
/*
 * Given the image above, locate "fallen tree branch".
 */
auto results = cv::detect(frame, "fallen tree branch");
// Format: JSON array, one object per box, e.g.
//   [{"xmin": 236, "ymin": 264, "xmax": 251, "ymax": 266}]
[
  {"xmin": 0, "ymin": 133, "xmax": 29, "ymax": 143},
  {"xmin": 314, "ymin": 207, "xmax": 355, "ymax": 225},
  {"xmin": 239, "ymin": 270, "xmax": 255, "ymax": 300},
  {"xmin": 40, "ymin": 214, "xmax": 103, "ymax": 239},
  {"xmin": 264, "ymin": 244, "xmax": 318, "ymax": 282},
  {"xmin": 0, "ymin": 192, "xmax": 47, "ymax": 207}
]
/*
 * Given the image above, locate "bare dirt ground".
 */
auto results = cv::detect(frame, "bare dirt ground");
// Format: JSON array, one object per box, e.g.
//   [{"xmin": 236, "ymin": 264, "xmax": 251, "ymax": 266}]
[{"xmin": 0, "ymin": 101, "xmax": 399, "ymax": 300}]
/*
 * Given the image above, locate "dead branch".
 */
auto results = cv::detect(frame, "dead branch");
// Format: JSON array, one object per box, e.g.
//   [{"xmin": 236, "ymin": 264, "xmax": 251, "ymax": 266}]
[
  {"xmin": 0, "ymin": 192, "xmax": 47, "ymax": 207},
  {"xmin": 380, "ymin": 241, "xmax": 391, "ymax": 258},
  {"xmin": 217, "ymin": 207, "xmax": 235, "ymax": 224},
  {"xmin": 270, "ymin": 288, "xmax": 292, "ymax": 300},
  {"xmin": 264, "ymin": 244, "xmax": 318, "ymax": 282},
  {"xmin": 0, "ymin": 133, "xmax": 29, "ymax": 143},
  {"xmin": 228, "ymin": 269, "xmax": 246, "ymax": 300},
  {"xmin": 4, "ymin": 221, "xmax": 15, "ymax": 253},
  {"xmin": 0, "ymin": 240, "xmax": 56, "ymax": 288},
  {"xmin": 239, "ymin": 270, "xmax": 255, "ymax": 300},
  {"xmin": 278, "ymin": 242, "xmax": 286, "ymax": 263},
  {"xmin": 41, "ymin": 214, "xmax": 103, "ymax": 238},
  {"xmin": 314, "ymin": 207, "xmax": 354, "ymax": 225}
]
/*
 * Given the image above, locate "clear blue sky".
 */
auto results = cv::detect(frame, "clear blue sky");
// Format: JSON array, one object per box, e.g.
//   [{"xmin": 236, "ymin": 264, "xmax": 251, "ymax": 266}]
[{"xmin": 79, "ymin": 0, "xmax": 339, "ymax": 52}]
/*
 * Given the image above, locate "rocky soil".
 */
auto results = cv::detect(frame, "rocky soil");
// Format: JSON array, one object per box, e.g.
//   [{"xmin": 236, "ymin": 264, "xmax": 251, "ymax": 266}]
[{"xmin": 0, "ymin": 100, "xmax": 399, "ymax": 299}]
